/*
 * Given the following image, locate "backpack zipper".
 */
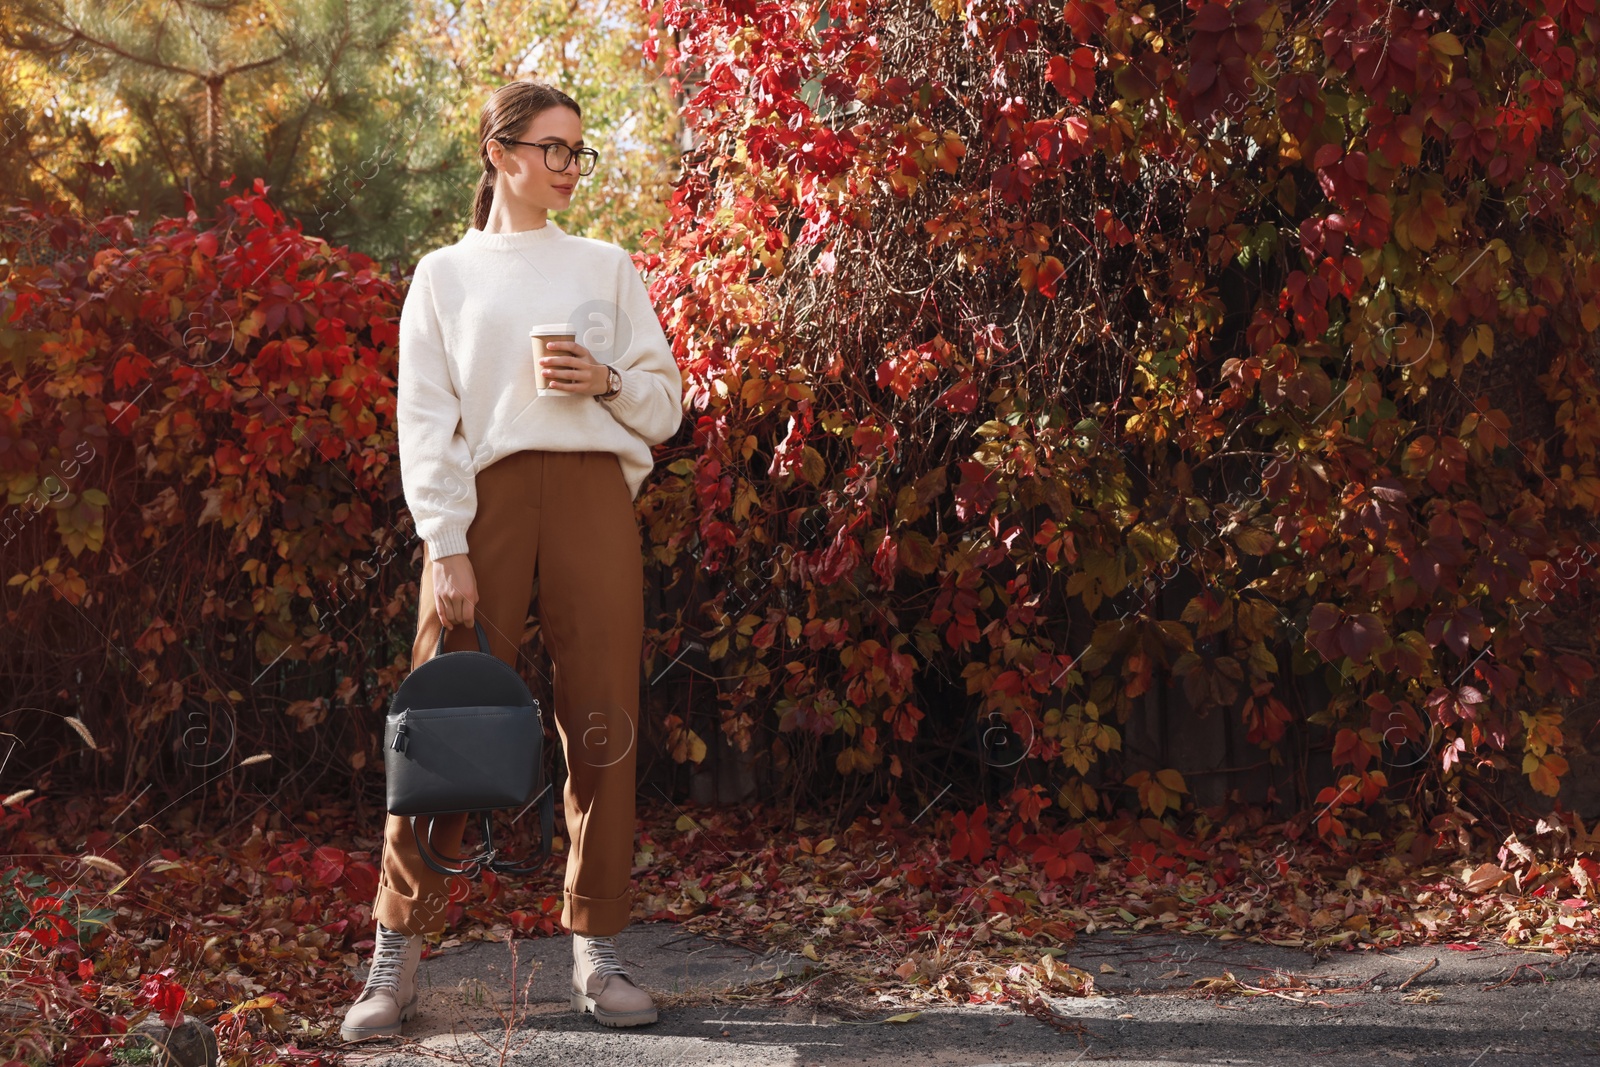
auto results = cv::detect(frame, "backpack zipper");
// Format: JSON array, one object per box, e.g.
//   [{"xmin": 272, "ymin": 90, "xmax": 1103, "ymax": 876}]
[{"xmin": 391, "ymin": 708, "xmax": 411, "ymax": 754}]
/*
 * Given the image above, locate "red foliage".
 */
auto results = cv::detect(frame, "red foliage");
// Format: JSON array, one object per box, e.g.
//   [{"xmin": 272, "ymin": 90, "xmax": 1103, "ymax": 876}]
[
  {"xmin": 629, "ymin": 0, "xmax": 1600, "ymax": 839},
  {"xmin": 1, "ymin": 181, "xmax": 414, "ymax": 786}
]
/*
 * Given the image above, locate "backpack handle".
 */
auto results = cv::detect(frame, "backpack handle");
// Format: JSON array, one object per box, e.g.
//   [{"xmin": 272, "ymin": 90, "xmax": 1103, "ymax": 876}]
[{"xmin": 437, "ymin": 618, "xmax": 493, "ymax": 657}]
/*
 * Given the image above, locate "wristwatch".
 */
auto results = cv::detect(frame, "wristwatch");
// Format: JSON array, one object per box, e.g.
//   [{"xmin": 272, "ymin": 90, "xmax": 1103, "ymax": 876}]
[{"xmin": 596, "ymin": 364, "xmax": 622, "ymax": 402}]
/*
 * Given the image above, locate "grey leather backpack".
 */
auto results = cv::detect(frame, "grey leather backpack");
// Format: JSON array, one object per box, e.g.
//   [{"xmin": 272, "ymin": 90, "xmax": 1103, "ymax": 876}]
[{"xmin": 384, "ymin": 620, "xmax": 555, "ymax": 877}]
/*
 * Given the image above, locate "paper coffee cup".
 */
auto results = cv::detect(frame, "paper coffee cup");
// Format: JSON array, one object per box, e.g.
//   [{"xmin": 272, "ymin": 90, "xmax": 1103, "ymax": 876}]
[{"xmin": 529, "ymin": 323, "xmax": 577, "ymax": 396}]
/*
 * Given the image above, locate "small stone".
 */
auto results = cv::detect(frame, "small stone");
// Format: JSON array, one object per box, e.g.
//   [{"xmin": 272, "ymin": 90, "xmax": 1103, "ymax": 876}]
[{"xmin": 125, "ymin": 1017, "xmax": 219, "ymax": 1067}]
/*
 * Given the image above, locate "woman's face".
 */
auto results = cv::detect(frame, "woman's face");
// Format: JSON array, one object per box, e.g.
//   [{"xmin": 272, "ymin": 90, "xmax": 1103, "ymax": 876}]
[{"xmin": 489, "ymin": 106, "xmax": 586, "ymax": 214}]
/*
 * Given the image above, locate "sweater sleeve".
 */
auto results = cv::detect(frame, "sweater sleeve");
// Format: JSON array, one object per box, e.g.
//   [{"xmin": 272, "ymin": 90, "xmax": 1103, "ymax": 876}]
[
  {"xmin": 396, "ymin": 257, "xmax": 476, "ymax": 559},
  {"xmin": 598, "ymin": 249, "xmax": 684, "ymax": 447}
]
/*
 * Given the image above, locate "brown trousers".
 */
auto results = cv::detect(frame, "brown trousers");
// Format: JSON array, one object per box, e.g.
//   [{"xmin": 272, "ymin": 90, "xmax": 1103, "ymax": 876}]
[{"xmin": 372, "ymin": 449, "xmax": 644, "ymax": 938}]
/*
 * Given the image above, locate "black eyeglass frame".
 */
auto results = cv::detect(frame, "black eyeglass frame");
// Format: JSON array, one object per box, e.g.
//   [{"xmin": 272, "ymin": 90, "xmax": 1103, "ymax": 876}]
[{"xmin": 494, "ymin": 138, "xmax": 600, "ymax": 175}]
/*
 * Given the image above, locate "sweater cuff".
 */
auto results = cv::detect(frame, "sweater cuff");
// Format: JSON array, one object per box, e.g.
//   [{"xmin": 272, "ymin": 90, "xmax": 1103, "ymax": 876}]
[{"xmin": 426, "ymin": 526, "xmax": 469, "ymax": 560}]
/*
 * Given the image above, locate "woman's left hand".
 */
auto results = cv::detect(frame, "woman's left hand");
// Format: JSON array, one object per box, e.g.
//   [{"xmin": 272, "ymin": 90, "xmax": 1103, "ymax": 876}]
[{"xmin": 540, "ymin": 341, "xmax": 606, "ymax": 395}]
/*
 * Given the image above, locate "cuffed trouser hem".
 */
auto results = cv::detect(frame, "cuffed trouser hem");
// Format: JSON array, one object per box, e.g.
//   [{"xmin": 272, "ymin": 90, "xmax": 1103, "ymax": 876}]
[
  {"xmin": 373, "ymin": 880, "xmax": 455, "ymax": 938},
  {"xmin": 563, "ymin": 886, "xmax": 633, "ymax": 937}
]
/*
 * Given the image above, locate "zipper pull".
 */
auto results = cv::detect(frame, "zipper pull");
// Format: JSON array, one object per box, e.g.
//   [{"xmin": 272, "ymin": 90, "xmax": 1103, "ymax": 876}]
[{"xmin": 391, "ymin": 710, "xmax": 410, "ymax": 754}]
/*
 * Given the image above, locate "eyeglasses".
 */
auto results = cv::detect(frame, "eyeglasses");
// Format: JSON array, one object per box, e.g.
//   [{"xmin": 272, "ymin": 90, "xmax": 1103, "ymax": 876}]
[{"xmin": 495, "ymin": 138, "xmax": 599, "ymax": 176}]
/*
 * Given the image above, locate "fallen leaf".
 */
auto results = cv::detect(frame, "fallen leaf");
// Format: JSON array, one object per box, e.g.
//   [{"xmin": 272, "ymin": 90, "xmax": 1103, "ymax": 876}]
[{"xmin": 1461, "ymin": 864, "xmax": 1511, "ymax": 893}]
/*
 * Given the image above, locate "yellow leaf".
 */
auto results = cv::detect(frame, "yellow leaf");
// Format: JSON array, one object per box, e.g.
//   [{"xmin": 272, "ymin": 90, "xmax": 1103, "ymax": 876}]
[
  {"xmin": 835, "ymin": 746, "xmax": 875, "ymax": 773},
  {"xmin": 669, "ymin": 724, "xmax": 707, "ymax": 764},
  {"xmin": 1230, "ymin": 525, "xmax": 1275, "ymax": 556},
  {"xmin": 731, "ymin": 481, "xmax": 761, "ymax": 522},
  {"xmin": 1527, "ymin": 752, "xmax": 1568, "ymax": 797},
  {"xmin": 802, "ymin": 943, "xmax": 820, "ymax": 961},
  {"xmin": 933, "ymin": 132, "xmax": 965, "ymax": 174},
  {"xmin": 675, "ymin": 814, "xmax": 698, "ymax": 832},
  {"xmin": 1127, "ymin": 523, "xmax": 1178, "ymax": 563},
  {"xmin": 1429, "ymin": 31, "xmax": 1464, "ymax": 55},
  {"xmin": 1156, "ymin": 768, "xmax": 1188, "ymax": 794},
  {"xmin": 883, "ymin": 1011, "xmax": 921, "ymax": 1023},
  {"xmin": 231, "ymin": 995, "xmax": 279, "ymax": 1013},
  {"xmin": 800, "ymin": 445, "xmax": 827, "ymax": 486}
]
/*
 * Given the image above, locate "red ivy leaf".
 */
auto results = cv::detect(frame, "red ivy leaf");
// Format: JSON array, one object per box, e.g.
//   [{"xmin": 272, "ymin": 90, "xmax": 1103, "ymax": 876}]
[{"xmin": 937, "ymin": 379, "xmax": 979, "ymax": 414}]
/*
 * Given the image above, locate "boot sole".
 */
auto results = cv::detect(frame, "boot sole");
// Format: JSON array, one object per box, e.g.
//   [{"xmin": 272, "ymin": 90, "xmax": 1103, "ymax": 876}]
[
  {"xmin": 340, "ymin": 991, "xmax": 419, "ymax": 1042},
  {"xmin": 570, "ymin": 989, "xmax": 658, "ymax": 1027}
]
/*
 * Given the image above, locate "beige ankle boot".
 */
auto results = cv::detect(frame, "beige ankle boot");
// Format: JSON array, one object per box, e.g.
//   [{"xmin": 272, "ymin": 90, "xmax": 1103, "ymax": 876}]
[
  {"xmin": 339, "ymin": 921, "xmax": 423, "ymax": 1042},
  {"xmin": 570, "ymin": 931, "xmax": 658, "ymax": 1026}
]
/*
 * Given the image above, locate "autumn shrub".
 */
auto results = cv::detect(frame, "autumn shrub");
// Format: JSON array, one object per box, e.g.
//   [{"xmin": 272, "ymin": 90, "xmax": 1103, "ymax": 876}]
[
  {"xmin": 630, "ymin": 0, "xmax": 1600, "ymax": 838},
  {"xmin": 0, "ymin": 186, "xmax": 416, "ymax": 801}
]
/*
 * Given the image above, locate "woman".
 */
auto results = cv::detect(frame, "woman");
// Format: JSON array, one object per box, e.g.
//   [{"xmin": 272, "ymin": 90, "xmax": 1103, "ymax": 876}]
[{"xmin": 340, "ymin": 79, "xmax": 683, "ymax": 1041}]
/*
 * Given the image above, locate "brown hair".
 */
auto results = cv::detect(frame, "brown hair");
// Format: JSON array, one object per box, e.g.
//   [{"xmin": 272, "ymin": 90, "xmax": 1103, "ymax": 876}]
[{"xmin": 472, "ymin": 80, "xmax": 582, "ymax": 231}]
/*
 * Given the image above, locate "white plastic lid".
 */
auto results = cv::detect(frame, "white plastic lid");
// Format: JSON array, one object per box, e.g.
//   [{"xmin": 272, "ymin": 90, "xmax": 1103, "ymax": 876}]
[{"xmin": 529, "ymin": 322, "xmax": 575, "ymax": 335}]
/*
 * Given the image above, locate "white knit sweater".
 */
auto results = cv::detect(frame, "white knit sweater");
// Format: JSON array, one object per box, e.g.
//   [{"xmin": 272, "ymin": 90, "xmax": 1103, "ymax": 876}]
[{"xmin": 396, "ymin": 220, "xmax": 684, "ymax": 559}]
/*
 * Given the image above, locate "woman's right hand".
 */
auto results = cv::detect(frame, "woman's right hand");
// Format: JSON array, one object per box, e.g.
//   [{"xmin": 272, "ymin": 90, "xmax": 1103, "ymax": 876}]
[{"xmin": 432, "ymin": 553, "xmax": 479, "ymax": 628}]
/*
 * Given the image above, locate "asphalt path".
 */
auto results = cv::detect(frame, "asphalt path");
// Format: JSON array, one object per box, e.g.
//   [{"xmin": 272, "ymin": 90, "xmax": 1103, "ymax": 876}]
[{"xmin": 331, "ymin": 922, "xmax": 1600, "ymax": 1066}]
